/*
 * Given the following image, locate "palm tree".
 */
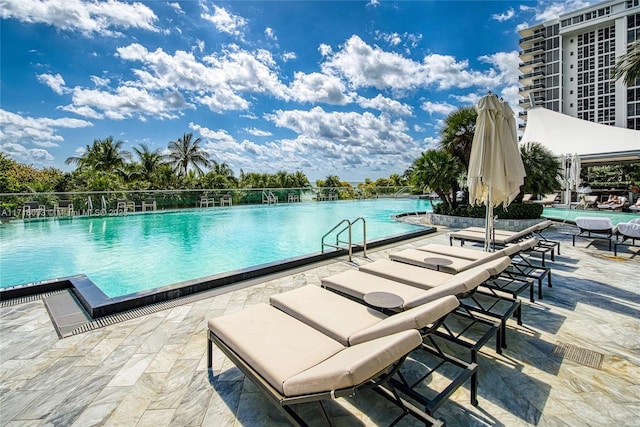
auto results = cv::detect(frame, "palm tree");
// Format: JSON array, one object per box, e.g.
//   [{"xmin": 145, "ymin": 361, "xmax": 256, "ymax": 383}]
[
  {"xmin": 439, "ymin": 107, "xmax": 477, "ymax": 172},
  {"xmin": 166, "ymin": 133, "xmax": 211, "ymax": 176},
  {"xmin": 410, "ymin": 149, "xmax": 464, "ymax": 210},
  {"xmin": 520, "ymin": 142, "xmax": 562, "ymax": 198},
  {"xmin": 614, "ymin": 39, "xmax": 640, "ymax": 86},
  {"xmin": 65, "ymin": 136, "xmax": 131, "ymax": 173},
  {"xmin": 132, "ymin": 143, "xmax": 164, "ymax": 182}
]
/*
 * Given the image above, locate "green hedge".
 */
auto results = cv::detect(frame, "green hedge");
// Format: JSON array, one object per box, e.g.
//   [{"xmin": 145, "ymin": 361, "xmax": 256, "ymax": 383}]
[{"xmin": 433, "ymin": 202, "xmax": 543, "ymax": 219}]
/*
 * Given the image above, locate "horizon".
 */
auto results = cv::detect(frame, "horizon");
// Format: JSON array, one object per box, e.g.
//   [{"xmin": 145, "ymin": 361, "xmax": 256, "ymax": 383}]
[{"xmin": 0, "ymin": 0, "xmax": 604, "ymax": 182}]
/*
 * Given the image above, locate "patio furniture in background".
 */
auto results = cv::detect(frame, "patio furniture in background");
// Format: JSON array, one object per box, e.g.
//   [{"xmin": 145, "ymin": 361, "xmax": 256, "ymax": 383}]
[
  {"xmin": 522, "ymin": 194, "xmax": 533, "ymax": 203},
  {"xmin": 54, "ymin": 200, "xmax": 75, "ymax": 217},
  {"xmin": 200, "ymin": 196, "xmax": 215, "ymax": 207},
  {"xmin": 220, "ymin": 194, "xmax": 232, "ymax": 206},
  {"xmin": 22, "ymin": 201, "xmax": 46, "ymax": 219},
  {"xmin": 572, "ymin": 217, "xmax": 617, "ymax": 251},
  {"xmin": 597, "ymin": 196, "xmax": 627, "ymax": 211},
  {"xmin": 142, "ymin": 198, "xmax": 157, "ymax": 211},
  {"xmin": 532, "ymin": 193, "xmax": 559, "ymax": 206},
  {"xmin": 614, "ymin": 219, "xmax": 640, "ymax": 256}
]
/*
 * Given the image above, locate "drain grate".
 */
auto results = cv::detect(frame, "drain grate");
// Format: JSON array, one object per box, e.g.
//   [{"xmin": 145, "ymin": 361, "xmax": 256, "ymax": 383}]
[
  {"xmin": 0, "ymin": 290, "xmax": 64, "ymax": 307},
  {"xmin": 69, "ymin": 291, "xmax": 213, "ymax": 335},
  {"xmin": 552, "ymin": 341, "xmax": 604, "ymax": 370}
]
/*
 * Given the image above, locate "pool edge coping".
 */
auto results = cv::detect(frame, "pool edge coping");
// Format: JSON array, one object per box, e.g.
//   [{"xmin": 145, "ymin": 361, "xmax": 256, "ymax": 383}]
[{"xmin": 0, "ymin": 226, "xmax": 437, "ymax": 318}]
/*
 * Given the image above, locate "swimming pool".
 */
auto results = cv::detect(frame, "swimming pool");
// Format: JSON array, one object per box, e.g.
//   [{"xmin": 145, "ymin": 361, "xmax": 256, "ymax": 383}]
[
  {"xmin": 542, "ymin": 207, "xmax": 639, "ymax": 225},
  {"xmin": 1, "ymin": 199, "xmax": 432, "ymax": 298}
]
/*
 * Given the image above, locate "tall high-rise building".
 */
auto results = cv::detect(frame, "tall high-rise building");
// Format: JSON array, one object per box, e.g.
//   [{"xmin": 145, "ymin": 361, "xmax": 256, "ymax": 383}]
[{"xmin": 518, "ymin": 0, "xmax": 640, "ymax": 130}]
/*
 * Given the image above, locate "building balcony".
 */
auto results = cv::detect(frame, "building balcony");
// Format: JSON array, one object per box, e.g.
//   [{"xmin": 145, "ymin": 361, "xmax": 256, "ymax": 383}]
[
  {"xmin": 519, "ymin": 58, "xmax": 545, "ymax": 73},
  {"xmin": 519, "ymin": 83, "xmax": 545, "ymax": 96},
  {"xmin": 519, "ymin": 33, "xmax": 545, "ymax": 46},
  {"xmin": 519, "ymin": 71, "xmax": 546, "ymax": 85}
]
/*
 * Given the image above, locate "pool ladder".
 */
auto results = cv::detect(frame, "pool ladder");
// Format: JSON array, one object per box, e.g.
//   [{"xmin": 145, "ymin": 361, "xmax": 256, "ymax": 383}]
[{"xmin": 322, "ymin": 217, "xmax": 367, "ymax": 262}]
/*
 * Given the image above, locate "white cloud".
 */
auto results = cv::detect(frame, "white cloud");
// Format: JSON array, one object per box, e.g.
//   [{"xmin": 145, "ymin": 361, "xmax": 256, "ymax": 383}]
[
  {"xmin": 168, "ymin": 2, "xmax": 184, "ymax": 15},
  {"xmin": 0, "ymin": 108, "xmax": 93, "ymax": 164},
  {"xmin": 492, "ymin": 8, "xmax": 515, "ymax": 22},
  {"xmin": 318, "ymin": 44, "xmax": 333, "ymax": 57},
  {"xmin": 0, "ymin": 0, "xmax": 159, "ymax": 37},
  {"xmin": 534, "ymin": 1, "xmax": 597, "ymax": 23},
  {"xmin": 421, "ymin": 101, "xmax": 457, "ymax": 115},
  {"xmin": 66, "ymin": 86, "xmax": 188, "ymax": 120},
  {"xmin": 90, "ymin": 75, "xmax": 110, "ymax": 87},
  {"xmin": 321, "ymin": 35, "xmax": 502, "ymax": 91},
  {"xmin": 357, "ymin": 94, "xmax": 413, "ymax": 116},
  {"xmin": 244, "ymin": 127, "xmax": 273, "ymax": 137},
  {"xmin": 201, "ymin": 5, "xmax": 247, "ymax": 39},
  {"xmin": 115, "ymin": 43, "xmax": 289, "ymax": 111},
  {"xmin": 374, "ymin": 31, "xmax": 422, "ymax": 48},
  {"xmin": 288, "ymin": 72, "xmax": 351, "ymax": 105},
  {"xmin": 37, "ymin": 73, "xmax": 66, "ymax": 94},
  {"xmin": 265, "ymin": 27, "xmax": 277, "ymax": 41},
  {"xmin": 282, "ymin": 52, "xmax": 297, "ymax": 61}
]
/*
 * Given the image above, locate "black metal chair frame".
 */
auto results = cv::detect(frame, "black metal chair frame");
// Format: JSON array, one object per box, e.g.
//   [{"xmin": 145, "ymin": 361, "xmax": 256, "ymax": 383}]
[
  {"xmin": 572, "ymin": 227, "xmax": 615, "ymax": 251},
  {"xmin": 614, "ymin": 234, "xmax": 639, "ymax": 256}
]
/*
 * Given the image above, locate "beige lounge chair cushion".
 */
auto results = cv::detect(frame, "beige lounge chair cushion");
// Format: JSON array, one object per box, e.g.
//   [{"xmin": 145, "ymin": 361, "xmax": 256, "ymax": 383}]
[
  {"xmin": 283, "ymin": 330, "xmax": 422, "ymax": 396},
  {"xmin": 270, "ymin": 285, "xmax": 386, "ymax": 346},
  {"xmin": 390, "ymin": 248, "xmax": 509, "ymax": 275},
  {"xmin": 270, "ymin": 284, "xmax": 459, "ymax": 346},
  {"xmin": 208, "ymin": 303, "xmax": 342, "ymax": 395},
  {"xmin": 321, "ymin": 270, "xmax": 429, "ymax": 309},
  {"xmin": 359, "ymin": 259, "xmax": 452, "ymax": 289},
  {"xmin": 208, "ymin": 303, "xmax": 422, "ymax": 397}
]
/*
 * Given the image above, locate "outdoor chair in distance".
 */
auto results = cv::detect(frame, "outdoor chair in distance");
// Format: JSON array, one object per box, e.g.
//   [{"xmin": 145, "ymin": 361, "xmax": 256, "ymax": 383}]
[
  {"xmin": 116, "ymin": 198, "xmax": 134, "ymax": 214},
  {"xmin": 219, "ymin": 194, "xmax": 232, "ymax": 206},
  {"xmin": 54, "ymin": 200, "xmax": 75, "ymax": 217},
  {"xmin": 614, "ymin": 219, "xmax": 640, "ymax": 256},
  {"xmin": 532, "ymin": 193, "xmax": 558, "ymax": 206},
  {"xmin": 22, "ymin": 201, "xmax": 46, "ymax": 219},
  {"xmin": 207, "ymin": 300, "xmax": 448, "ymax": 426},
  {"xmin": 142, "ymin": 198, "xmax": 156, "ymax": 211},
  {"xmin": 200, "ymin": 196, "xmax": 215, "ymax": 207},
  {"xmin": 573, "ymin": 217, "xmax": 617, "ymax": 251}
]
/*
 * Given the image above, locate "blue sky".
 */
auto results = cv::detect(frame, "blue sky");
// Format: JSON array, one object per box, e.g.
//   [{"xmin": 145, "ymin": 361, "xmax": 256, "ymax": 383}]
[{"xmin": 0, "ymin": 0, "xmax": 602, "ymax": 182}]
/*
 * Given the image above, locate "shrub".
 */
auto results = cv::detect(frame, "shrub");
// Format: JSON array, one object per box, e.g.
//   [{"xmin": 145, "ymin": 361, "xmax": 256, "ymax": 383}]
[{"xmin": 433, "ymin": 202, "xmax": 543, "ymax": 219}]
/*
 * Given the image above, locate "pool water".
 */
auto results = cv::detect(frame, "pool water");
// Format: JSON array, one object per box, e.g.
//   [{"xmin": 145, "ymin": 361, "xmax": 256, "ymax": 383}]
[{"xmin": 1, "ymin": 199, "xmax": 432, "ymax": 297}]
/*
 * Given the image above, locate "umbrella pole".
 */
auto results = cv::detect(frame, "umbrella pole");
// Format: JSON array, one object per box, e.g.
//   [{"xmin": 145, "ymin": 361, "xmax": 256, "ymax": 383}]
[{"xmin": 484, "ymin": 187, "xmax": 492, "ymax": 252}]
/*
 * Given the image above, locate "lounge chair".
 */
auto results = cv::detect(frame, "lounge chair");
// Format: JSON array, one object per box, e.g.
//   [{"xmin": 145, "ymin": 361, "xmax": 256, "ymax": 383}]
[
  {"xmin": 572, "ymin": 217, "xmax": 617, "ymax": 250},
  {"xmin": 449, "ymin": 220, "xmax": 559, "ymax": 264},
  {"xmin": 597, "ymin": 196, "xmax": 627, "ymax": 211},
  {"xmin": 522, "ymin": 193, "xmax": 533, "ymax": 203},
  {"xmin": 578, "ymin": 195, "xmax": 599, "ymax": 209},
  {"xmin": 614, "ymin": 219, "xmax": 640, "ymax": 256},
  {"xmin": 532, "ymin": 193, "xmax": 559, "ymax": 206},
  {"xmin": 324, "ymin": 257, "xmax": 514, "ymax": 358},
  {"xmin": 207, "ymin": 302, "xmax": 445, "ymax": 426},
  {"xmin": 415, "ymin": 238, "xmax": 550, "ymax": 301},
  {"xmin": 22, "ymin": 201, "xmax": 46, "ymax": 219},
  {"xmin": 141, "ymin": 198, "xmax": 156, "ymax": 211},
  {"xmin": 268, "ymin": 285, "xmax": 476, "ymax": 416}
]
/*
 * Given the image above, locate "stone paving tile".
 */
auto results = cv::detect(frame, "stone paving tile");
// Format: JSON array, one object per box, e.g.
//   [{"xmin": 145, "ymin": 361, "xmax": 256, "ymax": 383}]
[{"xmin": 0, "ymin": 221, "xmax": 639, "ymax": 426}]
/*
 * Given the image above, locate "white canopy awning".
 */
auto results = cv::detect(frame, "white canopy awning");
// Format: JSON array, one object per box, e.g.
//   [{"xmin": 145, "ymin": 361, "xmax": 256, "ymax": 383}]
[{"xmin": 521, "ymin": 107, "xmax": 640, "ymax": 164}]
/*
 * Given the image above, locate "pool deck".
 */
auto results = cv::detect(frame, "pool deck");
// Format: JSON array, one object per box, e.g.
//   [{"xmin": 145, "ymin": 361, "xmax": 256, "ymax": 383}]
[{"xmin": 1, "ymin": 221, "xmax": 639, "ymax": 426}]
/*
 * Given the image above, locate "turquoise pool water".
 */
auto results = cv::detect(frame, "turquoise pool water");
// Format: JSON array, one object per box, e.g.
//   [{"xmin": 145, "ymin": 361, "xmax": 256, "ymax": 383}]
[
  {"xmin": 542, "ymin": 207, "xmax": 639, "ymax": 225},
  {"xmin": 0, "ymin": 199, "xmax": 432, "ymax": 297}
]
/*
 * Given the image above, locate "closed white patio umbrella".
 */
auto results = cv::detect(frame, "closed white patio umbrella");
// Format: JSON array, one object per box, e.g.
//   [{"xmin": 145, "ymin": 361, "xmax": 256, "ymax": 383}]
[{"xmin": 468, "ymin": 93, "xmax": 526, "ymax": 251}]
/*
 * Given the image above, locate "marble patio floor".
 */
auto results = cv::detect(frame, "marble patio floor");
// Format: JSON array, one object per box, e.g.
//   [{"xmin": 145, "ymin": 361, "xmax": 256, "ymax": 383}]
[{"xmin": 1, "ymin": 221, "xmax": 639, "ymax": 426}]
